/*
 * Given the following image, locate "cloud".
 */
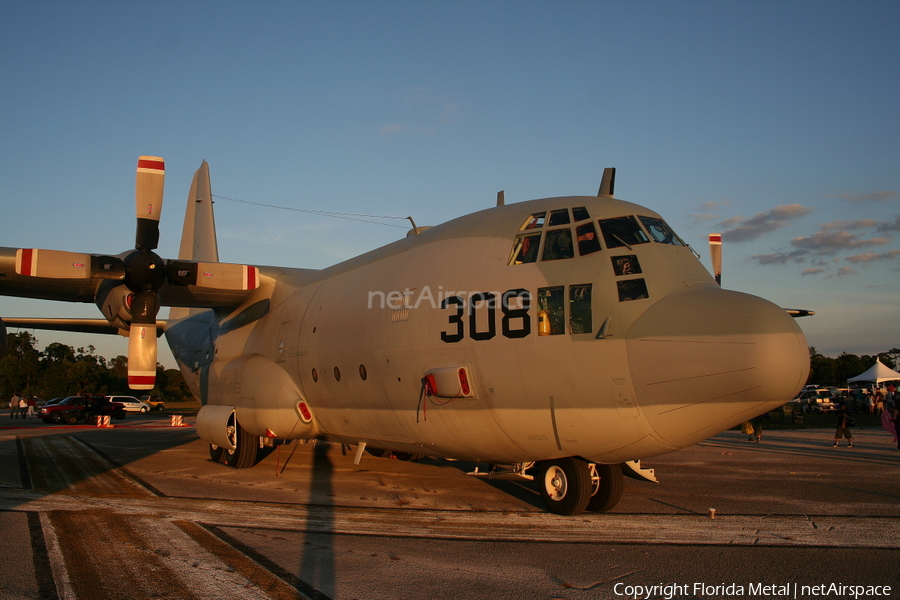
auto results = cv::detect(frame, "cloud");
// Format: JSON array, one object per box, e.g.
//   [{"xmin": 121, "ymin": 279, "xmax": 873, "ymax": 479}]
[
  {"xmin": 790, "ymin": 231, "xmax": 891, "ymax": 255},
  {"xmin": 720, "ymin": 204, "xmax": 812, "ymax": 242},
  {"xmin": 801, "ymin": 268, "xmax": 826, "ymax": 276},
  {"xmin": 877, "ymin": 215, "xmax": 900, "ymax": 232},
  {"xmin": 821, "ymin": 219, "xmax": 879, "ymax": 231},
  {"xmin": 845, "ymin": 250, "xmax": 900, "ymax": 263},
  {"xmin": 379, "ymin": 123, "xmax": 404, "ymax": 136},
  {"xmin": 749, "ymin": 250, "xmax": 808, "ymax": 265},
  {"xmin": 828, "ymin": 191, "xmax": 898, "ymax": 203},
  {"xmin": 836, "ymin": 266, "xmax": 858, "ymax": 277}
]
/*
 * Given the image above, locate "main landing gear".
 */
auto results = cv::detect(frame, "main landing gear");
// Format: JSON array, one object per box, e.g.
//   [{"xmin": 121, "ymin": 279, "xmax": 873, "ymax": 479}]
[
  {"xmin": 537, "ymin": 457, "xmax": 623, "ymax": 516},
  {"xmin": 209, "ymin": 418, "xmax": 259, "ymax": 469}
]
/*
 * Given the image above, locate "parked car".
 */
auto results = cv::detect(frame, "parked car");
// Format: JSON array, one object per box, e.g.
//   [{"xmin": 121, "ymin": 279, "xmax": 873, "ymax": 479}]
[
  {"xmin": 39, "ymin": 395, "xmax": 126, "ymax": 424},
  {"xmin": 107, "ymin": 396, "xmax": 152, "ymax": 413},
  {"xmin": 790, "ymin": 390, "xmax": 839, "ymax": 413},
  {"xmin": 140, "ymin": 395, "xmax": 166, "ymax": 411}
]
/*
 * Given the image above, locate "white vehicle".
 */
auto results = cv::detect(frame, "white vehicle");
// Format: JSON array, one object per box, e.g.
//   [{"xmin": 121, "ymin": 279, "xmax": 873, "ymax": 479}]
[{"xmin": 107, "ymin": 395, "xmax": 151, "ymax": 413}]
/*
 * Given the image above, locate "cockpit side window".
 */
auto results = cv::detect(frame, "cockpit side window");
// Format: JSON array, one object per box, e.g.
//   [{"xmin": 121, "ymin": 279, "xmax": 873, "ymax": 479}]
[
  {"xmin": 575, "ymin": 222, "xmax": 601, "ymax": 256},
  {"xmin": 572, "ymin": 206, "xmax": 590, "ymax": 222},
  {"xmin": 509, "ymin": 232, "xmax": 542, "ymax": 264},
  {"xmin": 520, "ymin": 212, "xmax": 546, "ymax": 230},
  {"xmin": 547, "ymin": 209, "xmax": 571, "ymax": 226},
  {"xmin": 598, "ymin": 216, "xmax": 650, "ymax": 249},
  {"xmin": 541, "ymin": 228, "xmax": 574, "ymax": 261},
  {"xmin": 639, "ymin": 216, "xmax": 685, "ymax": 246}
]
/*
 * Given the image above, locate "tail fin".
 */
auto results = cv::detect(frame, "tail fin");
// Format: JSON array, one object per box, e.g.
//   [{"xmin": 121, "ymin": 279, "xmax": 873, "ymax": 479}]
[{"xmin": 170, "ymin": 161, "xmax": 220, "ymax": 320}]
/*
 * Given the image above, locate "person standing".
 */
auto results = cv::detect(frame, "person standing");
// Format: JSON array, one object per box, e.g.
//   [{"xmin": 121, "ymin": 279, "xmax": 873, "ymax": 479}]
[
  {"xmin": 750, "ymin": 413, "xmax": 766, "ymax": 443},
  {"xmin": 833, "ymin": 406, "xmax": 854, "ymax": 448},
  {"xmin": 26, "ymin": 396, "xmax": 36, "ymax": 418},
  {"xmin": 17, "ymin": 395, "xmax": 28, "ymax": 419},
  {"xmin": 9, "ymin": 393, "xmax": 19, "ymax": 419}
]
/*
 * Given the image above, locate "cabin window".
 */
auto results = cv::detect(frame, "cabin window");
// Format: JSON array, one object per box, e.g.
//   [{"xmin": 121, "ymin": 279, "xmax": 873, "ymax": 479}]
[
  {"xmin": 575, "ymin": 222, "xmax": 601, "ymax": 256},
  {"xmin": 617, "ymin": 278, "xmax": 649, "ymax": 302},
  {"xmin": 541, "ymin": 228, "xmax": 574, "ymax": 261},
  {"xmin": 548, "ymin": 209, "xmax": 571, "ymax": 226},
  {"xmin": 639, "ymin": 216, "xmax": 685, "ymax": 246},
  {"xmin": 611, "ymin": 255, "xmax": 642, "ymax": 276},
  {"xmin": 509, "ymin": 232, "xmax": 542, "ymax": 264},
  {"xmin": 598, "ymin": 216, "xmax": 650, "ymax": 249},
  {"xmin": 538, "ymin": 286, "xmax": 565, "ymax": 335},
  {"xmin": 572, "ymin": 206, "xmax": 590, "ymax": 222},
  {"xmin": 520, "ymin": 212, "xmax": 546, "ymax": 230},
  {"xmin": 569, "ymin": 284, "xmax": 592, "ymax": 334}
]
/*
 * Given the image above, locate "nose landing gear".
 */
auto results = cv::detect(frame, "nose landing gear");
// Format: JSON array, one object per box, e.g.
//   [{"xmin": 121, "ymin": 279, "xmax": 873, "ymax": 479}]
[{"xmin": 537, "ymin": 457, "xmax": 624, "ymax": 515}]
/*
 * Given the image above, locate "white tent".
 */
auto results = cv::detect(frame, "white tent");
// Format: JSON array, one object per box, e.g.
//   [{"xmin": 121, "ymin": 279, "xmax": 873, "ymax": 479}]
[{"xmin": 847, "ymin": 358, "xmax": 900, "ymax": 385}]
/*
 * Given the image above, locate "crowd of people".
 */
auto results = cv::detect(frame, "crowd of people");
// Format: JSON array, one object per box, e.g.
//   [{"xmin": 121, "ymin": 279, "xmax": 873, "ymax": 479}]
[{"xmin": 7, "ymin": 393, "xmax": 42, "ymax": 419}]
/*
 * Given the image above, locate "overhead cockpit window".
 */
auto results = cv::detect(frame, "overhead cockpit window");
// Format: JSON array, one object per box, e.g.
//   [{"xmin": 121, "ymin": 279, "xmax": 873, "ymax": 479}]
[
  {"xmin": 575, "ymin": 222, "xmax": 601, "ymax": 256},
  {"xmin": 520, "ymin": 212, "xmax": 546, "ymax": 230},
  {"xmin": 617, "ymin": 278, "xmax": 649, "ymax": 302},
  {"xmin": 541, "ymin": 228, "xmax": 574, "ymax": 261},
  {"xmin": 509, "ymin": 232, "xmax": 542, "ymax": 264},
  {"xmin": 572, "ymin": 206, "xmax": 590, "ymax": 222},
  {"xmin": 598, "ymin": 216, "xmax": 650, "ymax": 249},
  {"xmin": 547, "ymin": 209, "xmax": 571, "ymax": 226},
  {"xmin": 639, "ymin": 216, "xmax": 685, "ymax": 246}
]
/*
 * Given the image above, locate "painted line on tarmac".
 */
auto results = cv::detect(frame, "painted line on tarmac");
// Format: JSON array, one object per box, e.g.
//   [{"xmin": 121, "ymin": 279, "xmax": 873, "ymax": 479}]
[{"xmin": 2, "ymin": 488, "xmax": 897, "ymax": 549}]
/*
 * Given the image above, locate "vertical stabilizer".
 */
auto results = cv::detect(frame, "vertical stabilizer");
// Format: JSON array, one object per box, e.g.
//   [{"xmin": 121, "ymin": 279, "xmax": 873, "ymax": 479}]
[
  {"xmin": 178, "ymin": 161, "xmax": 219, "ymax": 263},
  {"xmin": 171, "ymin": 161, "xmax": 220, "ymax": 320}
]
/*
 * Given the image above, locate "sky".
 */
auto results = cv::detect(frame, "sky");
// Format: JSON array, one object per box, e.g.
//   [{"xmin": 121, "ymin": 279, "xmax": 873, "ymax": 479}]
[{"xmin": 1, "ymin": 0, "xmax": 898, "ymax": 369}]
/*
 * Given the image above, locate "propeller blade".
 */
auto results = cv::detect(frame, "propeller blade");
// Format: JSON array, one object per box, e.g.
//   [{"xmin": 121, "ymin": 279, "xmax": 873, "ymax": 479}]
[
  {"xmin": 127, "ymin": 325, "xmax": 157, "ymax": 389},
  {"xmin": 127, "ymin": 290, "xmax": 159, "ymax": 390},
  {"xmin": 15, "ymin": 249, "xmax": 125, "ymax": 280},
  {"xmin": 709, "ymin": 233, "xmax": 722, "ymax": 286},
  {"xmin": 168, "ymin": 260, "xmax": 260, "ymax": 290},
  {"xmin": 135, "ymin": 156, "xmax": 165, "ymax": 250}
]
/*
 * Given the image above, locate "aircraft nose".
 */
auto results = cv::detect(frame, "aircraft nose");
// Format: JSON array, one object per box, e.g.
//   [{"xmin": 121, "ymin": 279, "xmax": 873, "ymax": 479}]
[{"xmin": 625, "ymin": 285, "xmax": 809, "ymax": 448}]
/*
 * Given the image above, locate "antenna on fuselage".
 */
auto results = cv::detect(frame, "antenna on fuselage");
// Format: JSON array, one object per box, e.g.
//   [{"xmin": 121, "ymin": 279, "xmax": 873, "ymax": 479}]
[
  {"xmin": 496, "ymin": 190, "xmax": 505, "ymax": 206},
  {"xmin": 597, "ymin": 168, "xmax": 616, "ymax": 197},
  {"xmin": 709, "ymin": 233, "xmax": 722, "ymax": 285}
]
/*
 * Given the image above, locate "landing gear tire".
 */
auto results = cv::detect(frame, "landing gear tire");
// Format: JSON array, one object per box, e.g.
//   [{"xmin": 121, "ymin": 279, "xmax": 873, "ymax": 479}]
[
  {"xmin": 538, "ymin": 457, "xmax": 592, "ymax": 516},
  {"xmin": 209, "ymin": 444, "xmax": 224, "ymax": 463},
  {"xmin": 225, "ymin": 420, "xmax": 259, "ymax": 469},
  {"xmin": 586, "ymin": 463, "xmax": 624, "ymax": 512}
]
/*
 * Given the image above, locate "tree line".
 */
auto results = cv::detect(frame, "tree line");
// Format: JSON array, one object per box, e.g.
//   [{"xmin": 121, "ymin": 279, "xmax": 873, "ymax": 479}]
[
  {"xmin": 0, "ymin": 331, "xmax": 193, "ymax": 402},
  {"xmin": 808, "ymin": 347, "xmax": 899, "ymax": 388}
]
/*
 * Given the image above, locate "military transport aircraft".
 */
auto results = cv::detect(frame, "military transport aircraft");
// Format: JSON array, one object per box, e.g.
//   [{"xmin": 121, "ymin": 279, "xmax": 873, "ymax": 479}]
[{"xmin": 0, "ymin": 157, "xmax": 810, "ymax": 515}]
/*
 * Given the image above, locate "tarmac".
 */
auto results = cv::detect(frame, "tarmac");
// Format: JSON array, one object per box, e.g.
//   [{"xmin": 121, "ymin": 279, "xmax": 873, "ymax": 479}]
[{"xmin": 0, "ymin": 413, "xmax": 898, "ymax": 599}]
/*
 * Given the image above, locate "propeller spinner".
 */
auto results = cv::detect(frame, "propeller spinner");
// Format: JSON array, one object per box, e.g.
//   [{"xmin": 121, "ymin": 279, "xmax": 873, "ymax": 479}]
[{"xmin": 14, "ymin": 156, "xmax": 261, "ymax": 390}]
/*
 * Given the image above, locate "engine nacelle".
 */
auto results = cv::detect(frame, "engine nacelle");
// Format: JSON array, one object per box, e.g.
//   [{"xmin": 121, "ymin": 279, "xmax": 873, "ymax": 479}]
[
  {"xmin": 95, "ymin": 280, "xmax": 134, "ymax": 331},
  {"xmin": 199, "ymin": 354, "xmax": 318, "ymax": 441}
]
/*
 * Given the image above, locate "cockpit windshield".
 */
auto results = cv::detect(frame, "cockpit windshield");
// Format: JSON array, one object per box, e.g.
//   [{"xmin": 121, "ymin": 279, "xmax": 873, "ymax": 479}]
[
  {"xmin": 639, "ymin": 216, "xmax": 685, "ymax": 246},
  {"xmin": 597, "ymin": 216, "xmax": 650, "ymax": 249}
]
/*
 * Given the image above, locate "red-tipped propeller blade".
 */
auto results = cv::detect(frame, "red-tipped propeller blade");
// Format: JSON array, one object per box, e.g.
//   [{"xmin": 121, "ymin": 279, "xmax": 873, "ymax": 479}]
[
  {"xmin": 709, "ymin": 233, "xmax": 722, "ymax": 286},
  {"xmin": 127, "ymin": 290, "xmax": 159, "ymax": 390},
  {"xmin": 15, "ymin": 249, "xmax": 125, "ymax": 280},
  {"xmin": 167, "ymin": 261, "xmax": 261, "ymax": 290},
  {"xmin": 135, "ymin": 156, "xmax": 165, "ymax": 251}
]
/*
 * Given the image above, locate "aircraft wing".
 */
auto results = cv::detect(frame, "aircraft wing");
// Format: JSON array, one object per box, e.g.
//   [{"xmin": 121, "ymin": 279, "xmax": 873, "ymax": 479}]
[{"xmin": 0, "ymin": 246, "xmax": 265, "ymax": 310}]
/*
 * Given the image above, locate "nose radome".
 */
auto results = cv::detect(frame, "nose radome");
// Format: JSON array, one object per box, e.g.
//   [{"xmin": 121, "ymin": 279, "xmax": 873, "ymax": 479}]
[{"xmin": 625, "ymin": 285, "xmax": 809, "ymax": 448}]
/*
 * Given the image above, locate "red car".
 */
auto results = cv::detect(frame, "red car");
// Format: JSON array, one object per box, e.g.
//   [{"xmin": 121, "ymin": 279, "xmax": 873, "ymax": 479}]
[{"xmin": 39, "ymin": 395, "xmax": 126, "ymax": 424}]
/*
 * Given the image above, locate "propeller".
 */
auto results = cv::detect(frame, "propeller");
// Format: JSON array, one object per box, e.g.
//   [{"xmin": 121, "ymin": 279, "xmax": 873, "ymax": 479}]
[
  {"xmin": 14, "ymin": 156, "xmax": 260, "ymax": 390},
  {"xmin": 709, "ymin": 233, "xmax": 722, "ymax": 286}
]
